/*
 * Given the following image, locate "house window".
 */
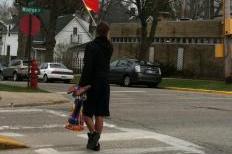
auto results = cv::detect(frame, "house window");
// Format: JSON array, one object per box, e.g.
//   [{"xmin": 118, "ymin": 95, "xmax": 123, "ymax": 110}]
[
  {"xmin": 200, "ymin": 38, "xmax": 204, "ymax": 43},
  {"xmin": 132, "ymin": 37, "xmax": 136, "ymax": 42},
  {"xmin": 155, "ymin": 38, "xmax": 160, "ymax": 43},
  {"xmin": 183, "ymin": 38, "xmax": 186, "ymax": 43},
  {"xmin": 124, "ymin": 37, "xmax": 128, "ymax": 43},
  {"xmin": 73, "ymin": 27, "xmax": 77, "ymax": 35},
  {"xmin": 7, "ymin": 45, "xmax": 10, "ymax": 56},
  {"xmin": 193, "ymin": 38, "xmax": 198, "ymax": 44},
  {"xmin": 188, "ymin": 38, "xmax": 192, "ymax": 44},
  {"xmin": 171, "ymin": 38, "xmax": 176, "ymax": 43}
]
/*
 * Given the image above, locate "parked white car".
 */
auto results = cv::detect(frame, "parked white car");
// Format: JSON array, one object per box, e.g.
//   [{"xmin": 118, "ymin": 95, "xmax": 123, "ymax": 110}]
[{"xmin": 38, "ymin": 63, "xmax": 74, "ymax": 83}]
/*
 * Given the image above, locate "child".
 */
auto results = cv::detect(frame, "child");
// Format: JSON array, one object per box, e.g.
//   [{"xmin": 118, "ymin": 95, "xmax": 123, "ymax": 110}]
[{"xmin": 65, "ymin": 85, "xmax": 90, "ymax": 131}]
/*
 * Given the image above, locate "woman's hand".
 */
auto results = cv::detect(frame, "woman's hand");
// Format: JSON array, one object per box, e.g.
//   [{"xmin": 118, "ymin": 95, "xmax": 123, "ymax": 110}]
[
  {"xmin": 67, "ymin": 85, "xmax": 77, "ymax": 94},
  {"xmin": 74, "ymin": 85, "xmax": 91, "ymax": 96}
]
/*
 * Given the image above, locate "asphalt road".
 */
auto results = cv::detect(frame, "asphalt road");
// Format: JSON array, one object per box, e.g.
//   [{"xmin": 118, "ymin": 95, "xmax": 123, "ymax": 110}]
[{"xmin": 0, "ymin": 81, "xmax": 232, "ymax": 154}]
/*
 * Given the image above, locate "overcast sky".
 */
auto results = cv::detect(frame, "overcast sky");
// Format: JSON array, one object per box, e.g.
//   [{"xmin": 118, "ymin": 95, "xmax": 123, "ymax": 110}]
[{"xmin": 0, "ymin": 0, "xmax": 13, "ymax": 6}]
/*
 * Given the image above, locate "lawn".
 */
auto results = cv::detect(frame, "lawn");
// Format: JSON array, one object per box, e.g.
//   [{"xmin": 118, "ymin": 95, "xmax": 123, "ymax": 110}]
[
  {"xmin": 159, "ymin": 78, "xmax": 232, "ymax": 91},
  {"xmin": 0, "ymin": 83, "xmax": 48, "ymax": 93}
]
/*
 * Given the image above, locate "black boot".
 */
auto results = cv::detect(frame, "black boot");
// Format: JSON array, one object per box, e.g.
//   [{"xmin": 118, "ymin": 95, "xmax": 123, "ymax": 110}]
[{"xmin": 87, "ymin": 132, "xmax": 101, "ymax": 151}]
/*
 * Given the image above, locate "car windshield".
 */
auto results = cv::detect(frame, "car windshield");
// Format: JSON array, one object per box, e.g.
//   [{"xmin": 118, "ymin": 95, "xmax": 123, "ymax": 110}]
[
  {"xmin": 50, "ymin": 63, "xmax": 67, "ymax": 69},
  {"xmin": 134, "ymin": 60, "xmax": 154, "ymax": 66}
]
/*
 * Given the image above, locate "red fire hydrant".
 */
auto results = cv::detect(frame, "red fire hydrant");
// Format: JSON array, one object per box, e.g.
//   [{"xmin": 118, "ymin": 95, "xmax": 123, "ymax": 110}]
[{"xmin": 30, "ymin": 59, "xmax": 39, "ymax": 89}]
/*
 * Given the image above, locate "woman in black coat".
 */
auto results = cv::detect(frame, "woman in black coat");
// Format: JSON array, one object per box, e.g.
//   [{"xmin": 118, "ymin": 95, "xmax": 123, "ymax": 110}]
[{"xmin": 79, "ymin": 22, "xmax": 113, "ymax": 151}]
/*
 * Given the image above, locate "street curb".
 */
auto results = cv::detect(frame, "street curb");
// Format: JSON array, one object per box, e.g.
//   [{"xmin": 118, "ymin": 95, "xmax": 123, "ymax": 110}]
[
  {"xmin": 0, "ymin": 100, "xmax": 71, "ymax": 108},
  {"xmin": 164, "ymin": 87, "xmax": 232, "ymax": 95},
  {"xmin": 0, "ymin": 91, "xmax": 72, "ymax": 108},
  {"xmin": 0, "ymin": 135, "xmax": 28, "ymax": 150}
]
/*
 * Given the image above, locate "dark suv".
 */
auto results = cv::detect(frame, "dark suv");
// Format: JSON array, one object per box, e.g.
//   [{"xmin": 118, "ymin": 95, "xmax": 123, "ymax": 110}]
[{"xmin": 109, "ymin": 59, "xmax": 162, "ymax": 87}]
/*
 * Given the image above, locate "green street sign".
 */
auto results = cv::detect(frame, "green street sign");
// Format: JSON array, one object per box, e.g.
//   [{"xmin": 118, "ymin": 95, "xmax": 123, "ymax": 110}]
[{"xmin": 22, "ymin": 7, "xmax": 42, "ymax": 14}]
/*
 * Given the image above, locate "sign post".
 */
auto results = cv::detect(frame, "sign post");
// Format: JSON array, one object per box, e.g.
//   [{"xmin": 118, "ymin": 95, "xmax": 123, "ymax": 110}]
[
  {"xmin": 22, "ymin": 7, "xmax": 42, "ymax": 14},
  {"xmin": 27, "ymin": 13, "xmax": 32, "ymax": 88},
  {"xmin": 19, "ymin": 0, "xmax": 41, "ymax": 88}
]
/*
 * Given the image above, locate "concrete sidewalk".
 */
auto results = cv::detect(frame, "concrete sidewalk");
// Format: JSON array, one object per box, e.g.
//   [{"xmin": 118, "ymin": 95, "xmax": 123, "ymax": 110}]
[{"xmin": 0, "ymin": 91, "xmax": 71, "ymax": 108}]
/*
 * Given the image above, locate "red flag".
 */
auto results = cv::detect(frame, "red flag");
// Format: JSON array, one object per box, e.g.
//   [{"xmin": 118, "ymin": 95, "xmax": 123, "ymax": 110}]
[{"xmin": 83, "ymin": 0, "xmax": 100, "ymax": 13}]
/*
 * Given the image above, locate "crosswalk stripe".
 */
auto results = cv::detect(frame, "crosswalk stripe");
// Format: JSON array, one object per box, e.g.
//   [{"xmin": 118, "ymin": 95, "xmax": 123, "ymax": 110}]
[
  {"xmin": 0, "ymin": 108, "xmax": 205, "ymax": 154},
  {"xmin": 0, "ymin": 132, "xmax": 24, "ymax": 137},
  {"xmin": 35, "ymin": 148, "xmax": 60, "ymax": 154},
  {"xmin": 35, "ymin": 147, "xmax": 181, "ymax": 154}
]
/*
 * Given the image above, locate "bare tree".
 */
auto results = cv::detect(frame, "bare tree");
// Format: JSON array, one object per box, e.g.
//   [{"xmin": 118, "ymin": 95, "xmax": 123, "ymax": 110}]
[
  {"xmin": 0, "ymin": 0, "xmax": 16, "ymax": 22},
  {"xmin": 170, "ymin": 0, "xmax": 223, "ymax": 19},
  {"xmin": 110, "ymin": 0, "xmax": 172, "ymax": 60}
]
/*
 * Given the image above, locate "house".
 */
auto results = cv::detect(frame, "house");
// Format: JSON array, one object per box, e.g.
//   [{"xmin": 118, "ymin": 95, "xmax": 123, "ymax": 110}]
[
  {"xmin": 65, "ymin": 2, "xmax": 134, "ymax": 73},
  {"xmin": 33, "ymin": 14, "xmax": 93, "ymax": 63},
  {"xmin": 3, "ymin": 14, "xmax": 92, "ymax": 64},
  {"xmin": 0, "ymin": 21, "xmax": 7, "ymax": 56},
  {"xmin": 0, "ymin": 20, "xmax": 18, "ymax": 57},
  {"xmin": 53, "ymin": 14, "xmax": 92, "ymax": 61}
]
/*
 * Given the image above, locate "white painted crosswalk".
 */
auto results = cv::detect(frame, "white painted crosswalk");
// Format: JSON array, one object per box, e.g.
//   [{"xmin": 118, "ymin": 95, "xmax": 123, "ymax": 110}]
[
  {"xmin": 0, "ymin": 108, "xmax": 205, "ymax": 154},
  {"xmin": 35, "ymin": 147, "xmax": 182, "ymax": 154}
]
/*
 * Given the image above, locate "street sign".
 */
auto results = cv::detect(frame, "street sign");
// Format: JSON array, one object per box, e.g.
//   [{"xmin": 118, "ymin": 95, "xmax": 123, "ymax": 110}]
[
  {"xmin": 22, "ymin": 6, "xmax": 42, "ymax": 14},
  {"xmin": 19, "ymin": 15, "xmax": 41, "ymax": 36}
]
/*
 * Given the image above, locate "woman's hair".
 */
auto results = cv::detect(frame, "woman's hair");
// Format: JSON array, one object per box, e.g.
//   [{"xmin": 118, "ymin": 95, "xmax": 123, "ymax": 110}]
[{"xmin": 96, "ymin": 22, "xmax": 110, "ymax": 37}]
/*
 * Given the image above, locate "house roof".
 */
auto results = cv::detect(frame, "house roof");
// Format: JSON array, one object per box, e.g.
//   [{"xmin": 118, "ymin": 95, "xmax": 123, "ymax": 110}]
[
  {"xmin": 55, "ymin": 14, "xmax": 75, "ymax": 35},
  {"xmin": 0, "ymin": 20, "xmax": 7, "ymax": 33},
  {"xmin": 10, "ymin": 25, "xmax": 19, "ymax": 33}
]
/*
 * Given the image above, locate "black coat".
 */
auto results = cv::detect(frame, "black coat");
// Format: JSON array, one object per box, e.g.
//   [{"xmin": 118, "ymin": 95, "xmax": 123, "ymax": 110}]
[
  {"xmin": 79, "ymin": 36, "xmax": 113, "ymax": 117},
  {"xmin": 79, "ymin": 36, "xmax": 113, "ymax": 86}
]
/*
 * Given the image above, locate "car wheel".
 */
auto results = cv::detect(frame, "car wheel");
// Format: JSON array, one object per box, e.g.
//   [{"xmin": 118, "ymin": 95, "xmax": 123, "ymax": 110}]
[
  {"xmin": 43, "ymin": 75, "xmax": 49, "ymax": 83},
  {"xmin": 123, "ymin": 76, "xmax": 131, "ymax": 87},
  {"xmin": 0, "ymin": 72, "xmax": 4, "ymax": 81},
  {"xmin": 13, "ymin": 72, "xmax": 18, "ymax": 81}
]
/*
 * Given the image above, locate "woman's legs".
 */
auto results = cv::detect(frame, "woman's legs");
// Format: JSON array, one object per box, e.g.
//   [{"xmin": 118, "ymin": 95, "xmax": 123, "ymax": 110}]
[
  {"xmin": 84, "ymin": 115, "xmax": 102, "ymax": 151},
  {"xmin": 84, "ymin": 116, "xmax": 95, "ymax": 133},
  {"xmin": 84, "ymin": 116, "xmax": 104, "ymax": 133},
  {"xmin": 95, "ymin": 116, "xmax": 104, "ymax": 133}
]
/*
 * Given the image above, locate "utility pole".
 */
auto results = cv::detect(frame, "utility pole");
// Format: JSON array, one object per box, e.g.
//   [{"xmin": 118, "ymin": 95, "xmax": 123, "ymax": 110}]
[
  {"xmin": 26, "ymin": 1, "xmax": 32, "ymax": 88},
  {"xmin": 224, "ymin": 0, "xmax": 232, "ymax": 83}
]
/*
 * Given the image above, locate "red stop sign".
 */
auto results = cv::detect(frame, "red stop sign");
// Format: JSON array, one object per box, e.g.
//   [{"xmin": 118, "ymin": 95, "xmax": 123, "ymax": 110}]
[{"xmin": 20, "ymin": 15, "xmax": 41, "ymax": 36}]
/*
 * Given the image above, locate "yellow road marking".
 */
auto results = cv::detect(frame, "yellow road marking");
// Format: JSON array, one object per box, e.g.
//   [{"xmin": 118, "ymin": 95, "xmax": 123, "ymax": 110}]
[
  {"xmin": 0, "ymin": 135, "xmax": 27, "ymax": 150},
  {"xmin": 166, "ymin": 87, "xmax": 232, "ymax": 95}
]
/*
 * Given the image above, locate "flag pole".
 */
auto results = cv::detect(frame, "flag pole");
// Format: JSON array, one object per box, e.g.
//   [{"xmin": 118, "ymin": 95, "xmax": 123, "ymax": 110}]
[{"xmin": 82, "ymin": 0, "xmax": 98, "ymax": 26}]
